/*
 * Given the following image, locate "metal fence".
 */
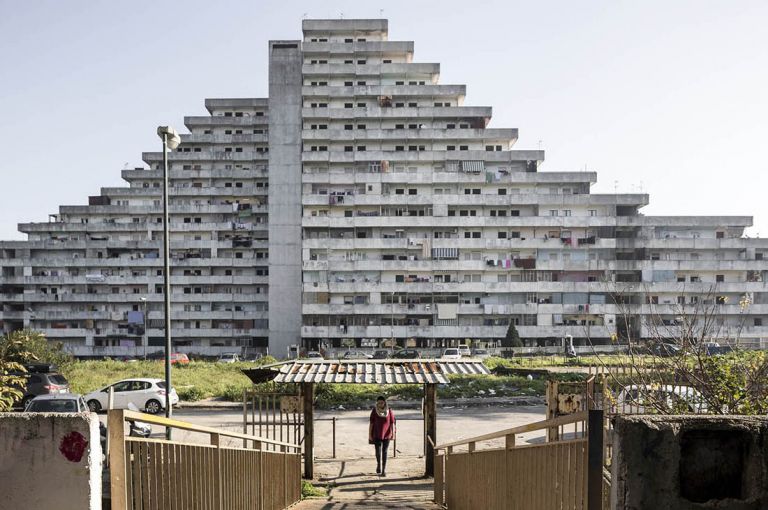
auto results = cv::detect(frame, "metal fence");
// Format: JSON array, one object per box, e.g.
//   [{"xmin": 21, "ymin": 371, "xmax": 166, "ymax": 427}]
[
  {"xmin": 108, "ymin": 409, "xmax": 301, "ymax": 510},
  {"xmin": 434, "ymin": 411, "xmax": 604, "ymax": 510}
]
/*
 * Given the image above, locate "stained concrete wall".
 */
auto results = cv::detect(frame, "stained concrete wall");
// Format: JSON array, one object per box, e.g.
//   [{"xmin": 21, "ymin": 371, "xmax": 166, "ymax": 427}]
[
  {"xmin": 612, "ymin": 415, "xmax": 768, "ymax": 510},
  {"xmin": 0, "ymin": 412, "xmax": 102, "ymax": 510},
  {"xmin": 268, "ymin": 40, "xmax": 303, "ymax": 358}
]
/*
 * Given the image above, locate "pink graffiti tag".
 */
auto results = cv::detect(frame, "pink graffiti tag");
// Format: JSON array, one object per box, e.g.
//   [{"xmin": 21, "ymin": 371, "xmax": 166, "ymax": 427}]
[{"xmin": 59, "ymin": 431, "xmax": 88, "ymax": 462}]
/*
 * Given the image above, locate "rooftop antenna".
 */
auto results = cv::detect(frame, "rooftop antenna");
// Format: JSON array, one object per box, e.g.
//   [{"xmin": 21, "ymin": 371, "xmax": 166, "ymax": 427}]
[
  {"xmin": 380, "ymin": 9, "xmax": 384, "ymax": 16},
  {"xmin": 614, "ymin": 180, "xmax": 618, "ymax": 194},
  {"xmin": 303, "ymin": 13, "xmax": 308, "ymax": 19},
  {"xmin": 640, "ymin": 180, "xmax": 644, "ymax": 193},
  {"xmin": 537, "ymin": 140, "xmax": 543, "ymax": 150},
  {"xmin": 122, "ymin": 162, "xmax": 130, "ymax": 169},
  {"xmin": 340, "ymin": 11, "xmax": 344, "ymax": 19}
]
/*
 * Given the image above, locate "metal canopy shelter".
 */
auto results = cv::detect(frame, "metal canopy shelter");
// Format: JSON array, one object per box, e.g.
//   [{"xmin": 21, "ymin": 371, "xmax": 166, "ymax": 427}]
[{"xmin": 242, "ymin": 359, "xmax": 490, "ymax": 479}]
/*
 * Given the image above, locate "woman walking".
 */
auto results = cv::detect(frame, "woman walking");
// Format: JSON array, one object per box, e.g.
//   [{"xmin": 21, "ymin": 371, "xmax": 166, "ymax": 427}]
[{"xmin": 369, "ymin": 395, "xmax": 396, "ymax": 476}]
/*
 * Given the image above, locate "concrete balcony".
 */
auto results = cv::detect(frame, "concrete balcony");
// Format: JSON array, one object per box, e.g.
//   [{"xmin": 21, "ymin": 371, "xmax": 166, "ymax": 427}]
[
  {"xmin": 183, "ymin": 115, "xmax": 269, "ymax": 127},
  {"xmin": 300, "ymin": 324, "xmax": 613, "ymax": 339},
  {"xmin": 3, "ymin": 256, "xmax": 267, "ymax": 268},
  {"xmin": 301, "ymin": 148, "xmax": 543, "ymax": 164},
  {"xmin": 301, "ymin": 84, "xmax": 466, "ymax": 99},
  {"xmin": 180, "ymin": 133, "xmax": 268, "ymax": 144},
  {"xmin": 301, "ymin": 62, "xmax": 440, "ymax": 77},
  {"xmin": 301, "ymin": 215, "xmax": 616, "ymax": 229},
  {"xmin": 142, "ymin": 151, "xmax": 268, "ymax": 164},
  {"xmin": 301, "ymin": 40, "xmax": 414, "ymax": 54},
  {"xmin": 122, "ymin": 168, "xmax": 268, "ymax": 181},
  {"xmin": 301, "ymin": 105, "xmax": 490, "ymax": 121},
  {"xmin": 302, "ymin": 126, "xmax": 513, "ymax": 142}
]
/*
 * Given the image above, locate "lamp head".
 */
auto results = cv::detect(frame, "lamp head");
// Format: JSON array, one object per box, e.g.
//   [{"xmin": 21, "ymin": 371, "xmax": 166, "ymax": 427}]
[{"xmin": 157, "ymin": 126, "xmax": 181, "ymax": 150}]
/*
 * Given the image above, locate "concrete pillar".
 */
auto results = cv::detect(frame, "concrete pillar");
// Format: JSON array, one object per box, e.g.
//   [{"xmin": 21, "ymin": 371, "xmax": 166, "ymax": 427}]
[{"xmin": 267, "ymin": 40, "xmax": 303, "ymax": 359}]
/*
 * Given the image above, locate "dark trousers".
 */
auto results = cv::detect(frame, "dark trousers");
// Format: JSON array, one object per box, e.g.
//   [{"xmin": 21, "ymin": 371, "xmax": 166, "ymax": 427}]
[{"xmin": 374, "ymin": 439, "xmax": 390, "ymax": 471}]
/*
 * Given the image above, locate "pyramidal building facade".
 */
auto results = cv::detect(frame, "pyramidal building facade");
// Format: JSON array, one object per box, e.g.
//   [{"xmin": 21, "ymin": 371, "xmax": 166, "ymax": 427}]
[{"xmin": 1, "ymin": 19, "xmax": 766, "ymax": 358}]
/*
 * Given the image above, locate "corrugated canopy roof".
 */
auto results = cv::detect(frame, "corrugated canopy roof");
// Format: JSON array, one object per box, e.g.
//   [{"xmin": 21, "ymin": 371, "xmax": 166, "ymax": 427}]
[{"xmin": 242, "ymin": 359, "xmax": 490, "ymax": 385}]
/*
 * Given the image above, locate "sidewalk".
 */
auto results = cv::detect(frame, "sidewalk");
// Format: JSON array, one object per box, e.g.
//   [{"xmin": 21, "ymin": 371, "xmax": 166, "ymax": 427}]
[{"xmin": 293, "ymin": 457, "xmax": 439, "ymax": 510}]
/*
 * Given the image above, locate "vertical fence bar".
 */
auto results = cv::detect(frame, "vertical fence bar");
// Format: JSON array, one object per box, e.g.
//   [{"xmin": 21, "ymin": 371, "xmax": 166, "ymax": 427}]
[
  {"xmin": 108, "ymin": 410, "xmax": 128, "ymax": 510},
  {"xmin": 332, "ymin": 417, "xmax": 336, "ymax": 459},
  {"xmin": 587, "ymin": 409, "xmax": 604, "ymax": 510}
]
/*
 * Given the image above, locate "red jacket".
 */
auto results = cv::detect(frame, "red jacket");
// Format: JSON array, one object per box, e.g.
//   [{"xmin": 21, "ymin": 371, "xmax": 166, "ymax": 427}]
[{"xmin": 369, "ymin": 408, "xmax": 396, "ymax": 440}]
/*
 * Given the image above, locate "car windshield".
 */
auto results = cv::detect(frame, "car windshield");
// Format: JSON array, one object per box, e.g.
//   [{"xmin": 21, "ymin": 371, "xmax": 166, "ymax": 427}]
[
  {"xmin": 474, "ymin": 349, "xmax": 487, "ymax": 354},
  {"xmin": 27, "ymin": 399, "xmax": 78, "ymax": 412},
  {"xmin": 445, "ymin": 349, "xmax": 458, "ymax": 355},
  {"xmin": 49, "ymin": 374, "xmax": 68, "ymax": 385}
]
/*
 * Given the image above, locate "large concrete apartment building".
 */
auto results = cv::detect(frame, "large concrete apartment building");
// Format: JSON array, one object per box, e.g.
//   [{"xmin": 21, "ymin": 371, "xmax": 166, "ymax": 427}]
[{"xmin": 1, "ymin": 19, "xmax": 766, "ymax": 358}]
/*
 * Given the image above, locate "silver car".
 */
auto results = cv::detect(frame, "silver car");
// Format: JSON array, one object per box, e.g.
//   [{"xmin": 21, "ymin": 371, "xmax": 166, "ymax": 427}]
[{"xmin": 24, "ymin": 393, "xmax": 88, "ymax": 413}]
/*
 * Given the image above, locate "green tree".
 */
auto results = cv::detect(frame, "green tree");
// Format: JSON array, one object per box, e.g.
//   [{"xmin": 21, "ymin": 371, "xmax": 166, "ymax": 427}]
[
  {"xmin": 0, "ymin": 333, "xmax": 37, "ymax": 411},
  {"xmin": 503, "ymin": 322, "xmax": 524, "ymax": 348},
  {"xmin": 0, "ymin": 330, "xmax": 72, "ymax": 367}
]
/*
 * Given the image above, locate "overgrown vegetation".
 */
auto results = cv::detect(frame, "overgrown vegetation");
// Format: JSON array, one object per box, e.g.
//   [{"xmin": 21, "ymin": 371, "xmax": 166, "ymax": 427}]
[
  {"xmin": 63, "ymin": 358, "xmax": 276, "ymax": 401},
  {"xmin": 301, "ymin": 480, "xmax": 328, "ymax": 499}
]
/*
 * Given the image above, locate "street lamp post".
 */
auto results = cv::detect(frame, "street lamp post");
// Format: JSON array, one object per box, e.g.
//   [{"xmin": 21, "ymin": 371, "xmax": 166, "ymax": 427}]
[{"xmin": 157, "ymin": 126, "xmax": 180, "ymax": 440}]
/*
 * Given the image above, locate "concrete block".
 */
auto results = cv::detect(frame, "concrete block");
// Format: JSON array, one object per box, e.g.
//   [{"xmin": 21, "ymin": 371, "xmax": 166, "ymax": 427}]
[
  {"xmin": 612, "ymin": 415, "xmax": 768, "ymax": 510},
  {"xmin": 0, "ymin": 412, "xmax": 102, "ymax": 509}
]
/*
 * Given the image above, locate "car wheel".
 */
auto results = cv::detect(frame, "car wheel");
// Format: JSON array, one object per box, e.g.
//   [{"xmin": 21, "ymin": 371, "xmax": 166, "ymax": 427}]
[
  {"xmin": 145, "ymin": 399, "xmax": 162, "ymax": 415},
  {"xmin": 21, "ymin": 396, "xmax": 34, "ymax": 410},
  {"xmin": 87, "ymin": 399, "xmax": 102, "ymax": 413}
]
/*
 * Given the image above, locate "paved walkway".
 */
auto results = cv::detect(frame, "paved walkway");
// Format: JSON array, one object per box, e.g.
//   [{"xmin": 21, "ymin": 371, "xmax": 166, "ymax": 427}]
[{"xmin": 294, "ymin": 457, "xmax": 439, "ymax": 509}]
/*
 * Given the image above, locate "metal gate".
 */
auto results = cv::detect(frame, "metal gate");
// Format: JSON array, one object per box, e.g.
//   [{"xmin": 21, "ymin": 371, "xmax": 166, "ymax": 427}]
[{"xmin": 243, "ymin": 389, "xmax": 304, "ymax": 450}]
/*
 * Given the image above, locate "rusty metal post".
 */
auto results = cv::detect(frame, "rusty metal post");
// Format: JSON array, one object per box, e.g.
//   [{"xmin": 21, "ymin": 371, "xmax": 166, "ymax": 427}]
[{"xmin": 332, "ymin": 416, "xmax": 336, "ymax": 459}]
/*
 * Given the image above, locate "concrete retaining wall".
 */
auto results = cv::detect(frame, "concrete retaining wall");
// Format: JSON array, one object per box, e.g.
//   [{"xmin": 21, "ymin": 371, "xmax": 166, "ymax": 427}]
[
  {"xmin": 612, "ymin": 415, "xmax": 768, "ymax": 510},
  {"xmin": 0, "ymin": 413, "xmax": 102, "ymax": 510}
]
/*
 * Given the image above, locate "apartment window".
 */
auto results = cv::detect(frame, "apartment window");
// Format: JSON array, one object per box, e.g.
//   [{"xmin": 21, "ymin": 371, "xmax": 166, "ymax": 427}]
[
  {"xmin": 344, "ymin": 103, "xmax": 353, "ymax": 108},
  {"xmin": 344, "ymin": 60, "xmax": 353, "ymax": 64},
  {"xmin": 408, "ymin": 189, "xmax": 417, "ymax": 195},
  {"xmin": 447, "ymin": 145, "xmax": 456, "ymax": 151},
  {"xmin": 344, "ymin": 81, "xmax": 353, "ymax": 86},
  {"xmin": 395, "ymin": 145, "xmax": 404, "ymax": 151},
  {"xmin": 549, "ymin": 210, "xmax": 558, "ymax": 217},
  {"xmin": 446, "ymin": 123, "xmax": 456, "ymax": 129},
  {"xmin": 395, "ymin": 189, "xmax": 405, "ymax": 195},
  {"xmin": 357, "ymin": 60, "xmax": 366, "ymax": 65},
  {"xmin": 497, "ymin": 232, "xmax": 507, "ymax": 239},
  {"xmin": 716, "ymin": 231, "xmax": 725, "ymax": 239},
  {"xmin": 344, "ymin": 124, "xmax": 353, "ymax": 130},
  {"xmin": 383, "ymin": 59, "xmax": 392, "ymax": 63},
  {"xmin": 459, "ymin": 145, "xmax": 468, "ymax": 151},
  {"xmin": 344, "ymin": 146, "xmax": 353, "ymax": 152},
  {"xmin": 563, "ymin": 210, "xmax": 572, "ymax": 217},
  {"xmin": 356, "ymin": 146, "xmax": 366, "ymax": 152},
  {"xmin": 408, "ymin": 102, "xmax": 417, "ymax": 107},
  {"xmin": 357, "ymin": 81, "xmax": 366, "ymax": 86},
  {"xmin": 716, "ymin": 274, "xmax": 725, "ymax": 283},
  {"xmin": 357, "ymin": 124, "xmax": 366, "ymax": 130},
  {"xmin": 755, "ymin": 318, "xmax": 763, "ymax": 326},
  {"xmin": 498, "ymin": 188, "xmax": 507, "ymax": 195},
  {"xmin": 589, "ymin": 209, "xmax": 597, "ymax": 216},
  {"xmin": 409, "ymin": 145, "xmax": 417, "ymax": 151},
  {"xmin": 357, "ymin": 102, "xmax": 365, "ymax": 107}
]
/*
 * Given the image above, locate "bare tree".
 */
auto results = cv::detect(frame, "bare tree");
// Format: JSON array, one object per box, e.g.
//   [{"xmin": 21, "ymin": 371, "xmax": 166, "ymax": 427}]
[{"xmin": 587, "ymin": 284, "xmax": 767, "ymax": 415}]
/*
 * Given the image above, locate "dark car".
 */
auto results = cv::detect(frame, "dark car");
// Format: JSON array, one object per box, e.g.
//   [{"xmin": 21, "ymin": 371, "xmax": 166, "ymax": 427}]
[
  {"xmin": 371, "ymin": 350, "xmax": 390, "ymax": 359},
  {"xmin": 391, "ymin": 349, "xmax": 421, "ymax": 359},
  {"xmin": 13, "ymin": 364, "xmax": 70, "ymax": 409}
]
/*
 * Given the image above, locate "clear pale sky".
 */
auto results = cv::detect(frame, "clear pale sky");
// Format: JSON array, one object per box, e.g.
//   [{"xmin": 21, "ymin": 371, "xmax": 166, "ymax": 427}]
[{"xmin": 1, "ymin": 0, "xmax": 766, "ymax": 240}]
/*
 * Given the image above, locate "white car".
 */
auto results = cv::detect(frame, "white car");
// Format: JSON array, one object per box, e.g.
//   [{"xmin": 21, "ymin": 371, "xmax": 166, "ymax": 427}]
[
  {"xmin": 85, "ymin": 378, "xmax": 179, "ymax": 415},
  {"xmin": 442, "ymin": 348, "xmax": 462, "ymax": 360},
  {"xmin": 217, "ymin": 353, "xmax": 241, "ymax": 363},
  {"xmin": 614, "ymin": 385, "xmax": 707, "ymax": 414},
  {"xmin": 457, "ymin": 345, "xmax": 471, "ymax": 357}
]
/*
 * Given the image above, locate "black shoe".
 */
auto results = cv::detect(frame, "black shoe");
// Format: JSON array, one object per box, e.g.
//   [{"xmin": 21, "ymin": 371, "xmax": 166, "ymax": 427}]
[
  {"xmin": 376, "ymin": 465, "xmax": 381, "ymax": 474},
  {"xmin": 381, "ymin": 471, "xmax": 387, "ymax": 477}
]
